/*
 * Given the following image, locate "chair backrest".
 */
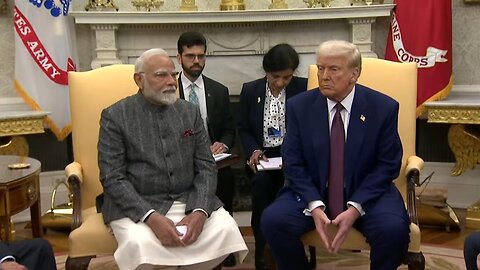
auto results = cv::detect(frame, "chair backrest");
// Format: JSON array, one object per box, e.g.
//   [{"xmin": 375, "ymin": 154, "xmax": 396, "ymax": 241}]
[
  {"xmin": 68, "ymin": 65, "xmax": 138, "ymax": 210},
  {"xmin": 307, "ymin": 58, "xmax": 418, "ymax": 198}
]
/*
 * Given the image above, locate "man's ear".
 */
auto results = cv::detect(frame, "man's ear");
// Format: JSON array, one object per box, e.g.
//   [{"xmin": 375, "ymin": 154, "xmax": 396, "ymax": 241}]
[
  {"xmin": 133, "ymin": 73, "xmax": 143, "ymax": 89},
  {"xmin": 176, "ymin": 53, "xmax": 182, "ymax": 65},
  {"xmin": 350, "ymin": 67, "xmax": 360, "ymax": 84}
]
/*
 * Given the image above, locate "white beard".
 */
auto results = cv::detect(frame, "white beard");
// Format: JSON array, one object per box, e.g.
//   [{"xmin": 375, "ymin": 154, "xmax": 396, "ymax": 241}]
[
  {"xmin": 158, "ymin": 91, "xmax": 177, "ymax": 105},
  {"xmin": 142, "ymin": 79, "xmax": 177, "ymax": 106}
]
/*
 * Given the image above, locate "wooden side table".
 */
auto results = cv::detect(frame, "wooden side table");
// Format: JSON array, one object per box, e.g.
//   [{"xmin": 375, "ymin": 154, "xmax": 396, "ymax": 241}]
[
  {"xmin": 0, "ymin": 155, "xmax": 42, "ymax": 242},
  {"xmin": 425, "ymin": 88, "xmax": 480, "ymax": 229}
]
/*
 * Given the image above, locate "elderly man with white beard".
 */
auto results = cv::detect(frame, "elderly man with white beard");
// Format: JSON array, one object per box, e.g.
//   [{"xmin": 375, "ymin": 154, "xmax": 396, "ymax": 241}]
[{"xmin": 96, "ymin": 48, "xmax": 248, "ymax": 270}]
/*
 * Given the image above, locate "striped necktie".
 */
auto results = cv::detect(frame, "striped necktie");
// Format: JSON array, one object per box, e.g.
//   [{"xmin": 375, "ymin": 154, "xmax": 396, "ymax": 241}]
[{"xmin": 189, "ymin": 83, "xmax": 199, "ymax": 106}]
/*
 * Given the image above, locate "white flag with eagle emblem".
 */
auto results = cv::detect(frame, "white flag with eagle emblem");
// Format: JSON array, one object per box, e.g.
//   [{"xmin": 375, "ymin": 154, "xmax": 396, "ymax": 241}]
[{"xmin": 13, "ymin": 0, "xmax": 76, "ymax": 140}]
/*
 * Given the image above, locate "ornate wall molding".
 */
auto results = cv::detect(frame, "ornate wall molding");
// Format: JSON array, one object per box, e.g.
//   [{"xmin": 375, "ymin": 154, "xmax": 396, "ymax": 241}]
[
  {"xmin": 91, "ymin": 24, "xmax": 122, "ymax": 69},
  {"xmin": 70, "ymin": 5, "xmax": 395, "ymax": 94},
  {"xmin": 71, "ymin": 4, "xmax": 394, "ymax": 73}
]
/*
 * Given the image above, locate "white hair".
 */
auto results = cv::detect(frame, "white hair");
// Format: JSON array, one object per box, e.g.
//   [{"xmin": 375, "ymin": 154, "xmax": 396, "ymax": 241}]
[
  {"xmin": 134, "ymin": 48, "xmax": 169, "ymax": 73},
  {"xmin": 316, "ymin": 40, "xmax": 362, "ymax": 72}
]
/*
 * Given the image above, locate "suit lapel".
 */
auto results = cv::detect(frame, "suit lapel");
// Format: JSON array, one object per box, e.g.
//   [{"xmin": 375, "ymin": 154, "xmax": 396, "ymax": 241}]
[
  {"xmin": 203, "ymin": 75, "xmax": 215, "ymax": 119},
  {"xmin": 200, "ymin": 76, "xmax": 215, "ymax": 141},
  {"xmin": 309, "ymin": 89, "xmax": 330, "ymax": 189},
  {"xmin": 253, "ymin": 78, "xmax": 267, "ymax": 140},
  {"xmin": 345, "ymin": 85, "xmax": 367, "ymax": 190}
]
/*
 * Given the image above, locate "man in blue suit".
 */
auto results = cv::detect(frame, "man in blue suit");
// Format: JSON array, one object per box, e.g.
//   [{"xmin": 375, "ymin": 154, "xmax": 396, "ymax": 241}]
[
  {"xmin": 0, "ymin": 239, "xmax": 56, "ymax": 270},
  {"xmin": 261, "ymin": 40, "xmax": 410, "ymax": 270}
]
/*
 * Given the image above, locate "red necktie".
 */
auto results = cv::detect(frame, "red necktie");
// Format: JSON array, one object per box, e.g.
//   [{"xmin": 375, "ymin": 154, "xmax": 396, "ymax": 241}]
[{"xmin": 328, "ymin": 103, "xmax": 345, "ymax": 219}]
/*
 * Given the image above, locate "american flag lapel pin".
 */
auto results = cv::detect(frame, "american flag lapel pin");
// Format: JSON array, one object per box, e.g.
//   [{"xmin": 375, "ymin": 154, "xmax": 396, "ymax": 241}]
[{"xmin": 360, "ymin": 115, "xmax": 366, "ymax": 122}]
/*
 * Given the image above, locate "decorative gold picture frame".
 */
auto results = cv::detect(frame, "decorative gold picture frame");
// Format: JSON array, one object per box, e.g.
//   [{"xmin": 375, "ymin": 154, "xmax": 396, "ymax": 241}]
[{"xmin": 464, "ymin": 0, "xmax": 480, "ymax": 4}]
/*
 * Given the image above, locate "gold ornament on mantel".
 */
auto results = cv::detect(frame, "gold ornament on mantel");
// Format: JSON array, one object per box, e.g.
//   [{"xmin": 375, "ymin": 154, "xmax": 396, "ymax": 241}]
[
  {"xmin": 304, "ymin": 0, "xmax": 331, "ymax": 8},
  {"xmin": 269, "ymin": 0, "xmax": 288, "ymax": 9},
  {"xmin": 219, "ymin": 0, "xmax": 245, "ymax": 11},
  {"xmin": 0, "ymin": 0, "xmax": 8, "ymax": 14},
  {"xmin": 85, "ymin": 0, "xmax": 119, "ymax": 11},
  {"xmin": 179, "ymin": 0, "xmax": 198, "ymax": 11},
  {"xmin": 131, "ymin": 0, "xmax": 164, "ymax": 11},
  {"xmin": 350, "ymin": 0, "xmax": 384, "ymax": 5}
]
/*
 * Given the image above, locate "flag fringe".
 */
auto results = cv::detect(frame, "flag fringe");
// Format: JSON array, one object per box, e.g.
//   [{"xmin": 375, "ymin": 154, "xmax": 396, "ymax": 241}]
[
  {"xmin": 14, "ymin": 79, "xmax": 71, "ymax": 141},
  {"xmin": 416, "ymin": 74, "xmax": 454, "ymax": 118}
]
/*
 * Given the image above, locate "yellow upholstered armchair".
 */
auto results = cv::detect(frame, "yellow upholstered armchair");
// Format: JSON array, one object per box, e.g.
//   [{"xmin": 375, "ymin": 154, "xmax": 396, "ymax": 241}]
[
  {"xmin": 270, "ymin": 58, "xmax": 425, "ymax": 269},
  {"xmin": 65, "ymin": 65, "xmax": 138, "ymax": 270}
]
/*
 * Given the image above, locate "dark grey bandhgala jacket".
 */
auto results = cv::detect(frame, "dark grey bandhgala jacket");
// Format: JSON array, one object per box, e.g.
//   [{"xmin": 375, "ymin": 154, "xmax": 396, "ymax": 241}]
[{"xmin": 97, "ymin": 92, "xmax": 222, "ymax": 224}]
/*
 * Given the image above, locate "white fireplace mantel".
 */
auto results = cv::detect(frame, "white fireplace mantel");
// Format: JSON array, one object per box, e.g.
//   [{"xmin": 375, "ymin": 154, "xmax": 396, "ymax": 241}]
[
  {"xmin": 71, "ymin": 5, "xmax": 394, "ymax": 24},
  {"xmin": 71, "ymin": 5, "xmax": 394, "ymax": 94}
]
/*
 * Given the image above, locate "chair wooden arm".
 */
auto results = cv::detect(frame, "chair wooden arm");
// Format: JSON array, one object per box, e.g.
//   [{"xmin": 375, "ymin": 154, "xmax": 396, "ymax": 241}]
[
  {"xmin": 65, "ymin": 162, "xmax": 84, "ymax": 230},
  {"xmin": 406, "ymin": 156, "xmax": 424, "ymax": 179},
  {"xmin": 66, "ymin": 162, "xmax": 84, "ymax": 182},
  {"xmin": 405, "ymin": 156, "xmax": 424, "ymax": 225}
]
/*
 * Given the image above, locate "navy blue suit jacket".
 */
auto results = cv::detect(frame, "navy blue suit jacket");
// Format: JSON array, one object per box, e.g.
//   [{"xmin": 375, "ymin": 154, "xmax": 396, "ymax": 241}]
[
  {"xmin": 281, "ymin": 84, "xmax": 407, "ymax": 216},
  {"xmin": 237, "ymin": 76, "xmax": 307, "ymax": 158}
]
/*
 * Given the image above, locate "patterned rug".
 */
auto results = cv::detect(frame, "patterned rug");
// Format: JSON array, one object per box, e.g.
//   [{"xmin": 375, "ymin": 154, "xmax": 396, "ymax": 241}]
[{"xmin": 55, "ymin": 236, "xmax": 466, "ymax": 270}]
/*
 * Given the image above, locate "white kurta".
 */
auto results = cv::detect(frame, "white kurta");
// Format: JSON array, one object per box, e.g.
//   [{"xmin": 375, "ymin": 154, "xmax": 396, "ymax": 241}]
[{"xmin": 110, "ymin": 202, "xmax": 248, "ymax": 270}]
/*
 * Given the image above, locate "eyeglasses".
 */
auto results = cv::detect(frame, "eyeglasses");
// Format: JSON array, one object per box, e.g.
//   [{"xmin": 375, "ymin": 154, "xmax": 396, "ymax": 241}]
[
  {"xmin": 182, "ymin": 54, "xmax": 206, "ymax": 61},
  {"xmin": 138, "ymin": 71, "xmax": 179, "ymax": 80}
]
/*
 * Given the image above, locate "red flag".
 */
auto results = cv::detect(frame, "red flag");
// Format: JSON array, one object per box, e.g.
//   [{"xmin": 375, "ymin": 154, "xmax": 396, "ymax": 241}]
[{"xmin": 385, "ymin": 0, "xmax": 453, "ymax": 117}]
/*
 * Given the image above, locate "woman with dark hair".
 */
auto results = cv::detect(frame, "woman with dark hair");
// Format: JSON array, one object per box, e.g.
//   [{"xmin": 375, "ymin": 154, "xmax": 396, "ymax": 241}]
[{"xmin": 237, "ymin": 43, "xmax": 307, "ymax": 270}]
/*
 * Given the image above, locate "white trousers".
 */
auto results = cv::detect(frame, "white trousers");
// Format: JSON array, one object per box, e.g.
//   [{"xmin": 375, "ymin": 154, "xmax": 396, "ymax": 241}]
[{"xmin": 110, "ymin": 202, "xmax": 248, "ymax": 270}]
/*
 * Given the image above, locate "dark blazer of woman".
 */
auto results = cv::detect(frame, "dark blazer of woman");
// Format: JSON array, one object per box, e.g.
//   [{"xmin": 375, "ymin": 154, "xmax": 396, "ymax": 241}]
[
  {"xmin": 237, "ymin": 76, "xmax": 308, "ymax": 158},
  {"xmin": 237, "ymin": 75, "xmax": 307, "ymax": 270}
]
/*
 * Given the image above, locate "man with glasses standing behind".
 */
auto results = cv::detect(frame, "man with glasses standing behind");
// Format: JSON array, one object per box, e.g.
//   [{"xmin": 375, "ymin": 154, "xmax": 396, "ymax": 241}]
[{"xmin": 176, "ymin": 31, "xmax": 237, "ymax": 267}]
